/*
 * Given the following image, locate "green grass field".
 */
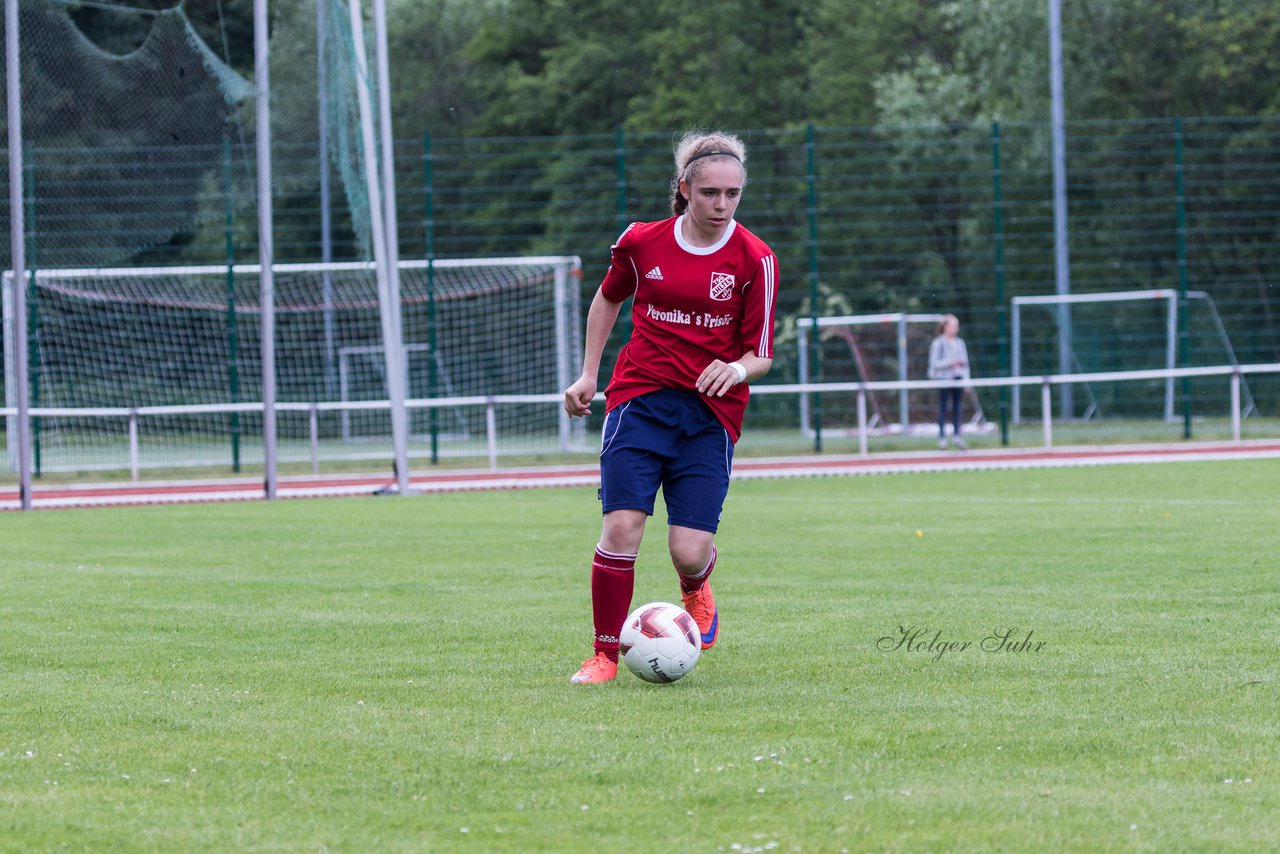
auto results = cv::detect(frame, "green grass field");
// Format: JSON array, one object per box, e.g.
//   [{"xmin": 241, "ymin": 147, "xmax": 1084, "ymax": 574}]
[{"xmin": 3, "ymin": 461, "xmax": 1278, "ymax": 851}]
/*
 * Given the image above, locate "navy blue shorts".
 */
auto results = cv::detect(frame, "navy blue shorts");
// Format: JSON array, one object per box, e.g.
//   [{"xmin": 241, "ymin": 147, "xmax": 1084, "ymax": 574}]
[{"xmin": 599, "ymin": 389, "xmax": 734, "ymax": 534}]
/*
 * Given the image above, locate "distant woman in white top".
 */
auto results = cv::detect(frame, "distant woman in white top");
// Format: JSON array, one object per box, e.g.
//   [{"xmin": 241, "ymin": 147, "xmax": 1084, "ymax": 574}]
[{"xmin": 928, "ymin": 314, "xmax": 970, "ymax": 450}]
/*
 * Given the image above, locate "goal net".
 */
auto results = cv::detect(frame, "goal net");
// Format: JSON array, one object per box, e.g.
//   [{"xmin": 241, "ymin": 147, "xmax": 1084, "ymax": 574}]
[
  {"xmin": 796, "ymin": 313, "xmax": 990, "ymax": 436},
  {"xmin": 0, "ymin": 0, "xmax": 255, "ymax": 271},
  {"xmin": 3, "ymin": 257, "xmax": 583, "ymax": 474},
  {"xmin": 1011, "ymin": 289, "xmax": 1255, "ymax": 422}
]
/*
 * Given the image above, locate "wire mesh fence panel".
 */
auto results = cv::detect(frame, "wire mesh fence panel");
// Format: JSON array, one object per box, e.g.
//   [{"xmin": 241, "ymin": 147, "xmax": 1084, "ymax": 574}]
[{"xmin": 2, "ymin": 0, "xmax": 1278, "ymax": 478}]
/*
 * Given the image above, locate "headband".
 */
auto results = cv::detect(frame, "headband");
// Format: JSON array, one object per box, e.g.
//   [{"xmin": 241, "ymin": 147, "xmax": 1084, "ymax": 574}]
[{"xmin": 685, "ymin": 148, "xmax": 742, "ymax": 168}]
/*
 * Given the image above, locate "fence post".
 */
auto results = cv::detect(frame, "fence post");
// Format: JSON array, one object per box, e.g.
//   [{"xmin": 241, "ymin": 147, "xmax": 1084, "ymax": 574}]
[
  {"xmin": 339, "ymin": 362, "xmax": 351, "ymax": 442},
  {"xmin": 423, "ymin": 132, "xmax": 440, "ymax": 464},
  {"xmin": 317, "ymin": 3, "xmax": 337, "ymax": 405},
  {"xmin": 1230, "ymin": 369, "xmax": 1241, "ymax": 442},
  {"xmin": 1174, "ymin": 118, "xmax": 1192, "ymax": 439},
  {"xmin": 615, "ymin": 126, "xmax": 632, "ymax": 344},
  {"xmin": 128, "ymin": 409, "xmax": 140, "ymax": 482},
  {"xmin": 1011, "ymin": 303, "xmax": 1021, "ymax": 424},
  {"xmin": 797, "ymin": 324, "xmax": 810, "ymax": 435},
  {"xmin": 896, "ymin": 316, "xmax": 909, "ymax": 428},
  {"xmin": 1041, "ymin": 379, "xmax": 1053, "ymax": 448},
  {"xmin": 615, "ymin": 125, "xmax": 628, "ymax": 234},
  {"xmin": 857, "ymin": 386, "xmax": 868, "ymax": 457},
  {"xmin": 309, "ymin": 403, "xmax": 320, "ymax": 475},
  {"xmin": 992, "ymin": 121, "xmax": 1010, "ymax": 446},
  {"xmin": 256, "ymin": 0, "xmax": 279, "ymax": 501},
  {"xmin": 554, "ymin": 262, "xmax": 572, "ymax": 452},
  {"xmin": 1164, "ymin": 295, "xmax": 1177, "ymax": 421},
  {"xmin": 485, "ymin": 397, "xmax": 498, "ymax": 471},
  {"xmin": 805, "ymin": 123, "xmax": 822, "ymax": 452},
  {"xmin": 224, "ymin": 135, "xmax": 242, "ymax": 473},
  {"xmin": 25, "ymin": 145, "xmax": 41, "ymax": 478},
  {"xmin": 6, "ymin": 3, "xmax": 31, "ymax": 505}
]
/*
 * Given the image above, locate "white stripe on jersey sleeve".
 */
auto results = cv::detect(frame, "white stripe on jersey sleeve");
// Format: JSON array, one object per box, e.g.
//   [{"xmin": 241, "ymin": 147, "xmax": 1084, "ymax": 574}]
[
  {"xmin": 612, "ymin": 222, "xmax": 637, "ymax": 247},
  {"xmin": 757, "ymin": 254, "xmax": 776, "ymax": 358},
  {"xmin": 612, "ymin": 222, "xmax": 640, "ymax": 291}
]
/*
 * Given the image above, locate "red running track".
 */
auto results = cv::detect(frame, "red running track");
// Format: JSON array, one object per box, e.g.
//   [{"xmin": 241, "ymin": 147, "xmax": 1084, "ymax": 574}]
[{"xmin": 3, "ymin": 441, "xmax": 1279, "ymax": 511}]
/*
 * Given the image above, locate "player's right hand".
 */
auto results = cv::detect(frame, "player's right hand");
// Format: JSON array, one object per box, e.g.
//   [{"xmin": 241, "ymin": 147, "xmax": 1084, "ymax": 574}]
[{"xmin": 564, "ymin": 376, "xmax": 596, "ymax": 417}]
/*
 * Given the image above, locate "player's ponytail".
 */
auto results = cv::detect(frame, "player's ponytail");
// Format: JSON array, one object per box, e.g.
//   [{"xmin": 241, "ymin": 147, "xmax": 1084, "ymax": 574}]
[{"xmin": 670, "ymin": 131, "xmax": 748, "ymax": 216}]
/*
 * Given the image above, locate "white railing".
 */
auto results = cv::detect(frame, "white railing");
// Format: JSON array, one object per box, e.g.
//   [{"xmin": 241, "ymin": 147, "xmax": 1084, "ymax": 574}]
[
  {"xmin": 779, "ymin": 362, "xmax": 1276, "ymax": 456},
  {"xmin": 3, "ymin": 363, "xmax": 1277, "ymax": 481}
]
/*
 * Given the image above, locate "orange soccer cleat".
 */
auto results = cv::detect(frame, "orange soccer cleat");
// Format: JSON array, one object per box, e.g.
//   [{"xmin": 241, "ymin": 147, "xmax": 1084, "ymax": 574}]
[
  {"xmin": 570, "ymin": 652, "xmax": 618, "ymax": 684},
  {"xmin": 681, "ymin": 580, "xmax": 719, "ymax": 650}
]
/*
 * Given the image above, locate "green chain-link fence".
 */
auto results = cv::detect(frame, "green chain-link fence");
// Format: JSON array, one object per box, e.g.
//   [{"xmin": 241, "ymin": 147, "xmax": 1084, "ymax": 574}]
[{"xmin": 5, "ymin": 117, "xmax": 1279, "ymax": 472}]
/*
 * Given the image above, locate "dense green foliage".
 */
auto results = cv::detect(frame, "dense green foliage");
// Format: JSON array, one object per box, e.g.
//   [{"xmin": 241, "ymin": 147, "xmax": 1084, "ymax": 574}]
[
  {"xmin": 38, "ymin": 0, "xmax": 1280, "ymax": 145},
  {"xmin": 3, "ymin": 461, "xmax": 1279, "ymax": 849},
  {"xmin": 425, "ymin": 0, "xmax": 1280, "ymax": 135}
]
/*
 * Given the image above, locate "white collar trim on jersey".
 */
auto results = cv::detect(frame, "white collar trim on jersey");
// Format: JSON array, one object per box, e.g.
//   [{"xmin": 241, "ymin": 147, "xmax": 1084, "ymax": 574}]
[{"xmin": 673, "ymin": 214, "xmax": 737, "ymax": 256}]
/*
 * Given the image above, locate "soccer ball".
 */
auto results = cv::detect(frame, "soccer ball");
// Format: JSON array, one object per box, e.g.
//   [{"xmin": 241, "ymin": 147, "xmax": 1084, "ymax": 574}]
[{"xmin": 619, "ymin": 602, "xmax": 701, "ymax": 683}]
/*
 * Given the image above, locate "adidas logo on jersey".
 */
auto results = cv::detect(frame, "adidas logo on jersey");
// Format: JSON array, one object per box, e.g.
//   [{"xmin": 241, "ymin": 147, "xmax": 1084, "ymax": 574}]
[{"xmin": 645, "ymin": 266, "xmax": 663, "ymax": 280}]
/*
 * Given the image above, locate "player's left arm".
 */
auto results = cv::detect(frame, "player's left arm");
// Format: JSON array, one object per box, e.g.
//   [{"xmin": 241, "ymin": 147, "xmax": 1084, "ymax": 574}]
[{"xmin": 697, "ymin": 252, "xmax": 778, "ymax": 398}]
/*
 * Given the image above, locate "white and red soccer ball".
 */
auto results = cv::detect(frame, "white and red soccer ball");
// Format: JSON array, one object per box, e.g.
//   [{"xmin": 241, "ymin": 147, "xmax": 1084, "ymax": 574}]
[{"xmin": 619, "ymin": 602, "xmax": 701, "ymax": 683}]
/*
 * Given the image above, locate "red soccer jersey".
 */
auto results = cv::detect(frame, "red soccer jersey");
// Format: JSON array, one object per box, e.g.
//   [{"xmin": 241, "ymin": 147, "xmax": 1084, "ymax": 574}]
[{"xmin": 599, "ymin": 215, "xmax": 778, "ymax": 442}]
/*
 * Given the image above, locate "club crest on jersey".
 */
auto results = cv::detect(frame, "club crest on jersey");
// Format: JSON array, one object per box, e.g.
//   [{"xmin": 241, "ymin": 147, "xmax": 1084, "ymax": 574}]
[{"xmin": 709, "ymin": 272, "xmax": 735, "ymax": 301}]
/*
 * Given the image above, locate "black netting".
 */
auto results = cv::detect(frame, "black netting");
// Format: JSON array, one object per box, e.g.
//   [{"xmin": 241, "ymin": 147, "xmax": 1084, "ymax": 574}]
[{"xmin": 0, "ymin": 0, "xmax": 252, "ymax": 268}]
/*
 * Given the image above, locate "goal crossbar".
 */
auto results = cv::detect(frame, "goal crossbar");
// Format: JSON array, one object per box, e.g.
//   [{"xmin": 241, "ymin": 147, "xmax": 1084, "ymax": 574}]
[
  {"xmin": 1, "ymin": 256, "xmax": 583, "ymax": 282},
  {"xmin": 795, "ymin": 312, "xmax": 948, "ymax": 329},
  {"xmin": 1011, "ymin": 288, "xmax": 1192, "ymax": 307}
]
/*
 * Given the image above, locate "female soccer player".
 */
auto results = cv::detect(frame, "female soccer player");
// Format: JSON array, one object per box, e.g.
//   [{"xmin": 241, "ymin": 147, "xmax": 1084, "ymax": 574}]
[
  {"xmin": 563, "ymin": 130, "xmax": 778, "ymax": 684},
  {"xmin": 928, "ymin": 314, "xmax": 970, "ymax": 450}
]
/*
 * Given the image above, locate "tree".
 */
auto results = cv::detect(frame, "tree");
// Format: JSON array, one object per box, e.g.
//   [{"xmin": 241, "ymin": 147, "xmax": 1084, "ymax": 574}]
[
  {"xmin": 388, "ymin": 0, "xmax": 504, "ymax": 139},
  {"xmin": 626, "ymin": 0, "xmax": 810, "ymax": 132},
  {"xmin": 467, "ymin": 0, "xmax": 654, "ymax": 136},
  {"xmin": 803, "ymin": 0, "xmax": 946, "ymax": 126}
]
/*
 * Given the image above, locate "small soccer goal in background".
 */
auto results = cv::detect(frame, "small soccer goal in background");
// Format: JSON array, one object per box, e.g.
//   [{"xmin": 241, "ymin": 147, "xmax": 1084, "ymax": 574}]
[
  {"xmin": 796, "ymin": 312, "xmax": 993, "ymax": 438},
  {"xmin": 1011, "ymin": 288, "xmax": 1257, "ymax": 423}
]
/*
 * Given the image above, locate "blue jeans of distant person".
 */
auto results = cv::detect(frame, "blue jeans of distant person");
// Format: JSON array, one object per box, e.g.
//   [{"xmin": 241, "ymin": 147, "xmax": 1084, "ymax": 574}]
[{"xmin": 938, "ymin": 386, "xmax": 963, "ymax": 438}]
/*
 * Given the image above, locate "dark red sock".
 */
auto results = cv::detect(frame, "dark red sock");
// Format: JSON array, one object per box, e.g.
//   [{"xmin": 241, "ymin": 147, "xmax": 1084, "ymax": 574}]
[
  {"xmin": 677, "ymin": 546, "xmax": 717, "ymax": 594},
  {"xmin": 591, "ymin": 545, "xmax": 637, "ymax": 662}
]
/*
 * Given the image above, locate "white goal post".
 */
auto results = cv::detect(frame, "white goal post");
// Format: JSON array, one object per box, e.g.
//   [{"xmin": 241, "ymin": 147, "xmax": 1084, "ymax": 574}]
[{"xmin": 1011, "ymin": 288, "xmax": 1254, "ymax": 423}]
